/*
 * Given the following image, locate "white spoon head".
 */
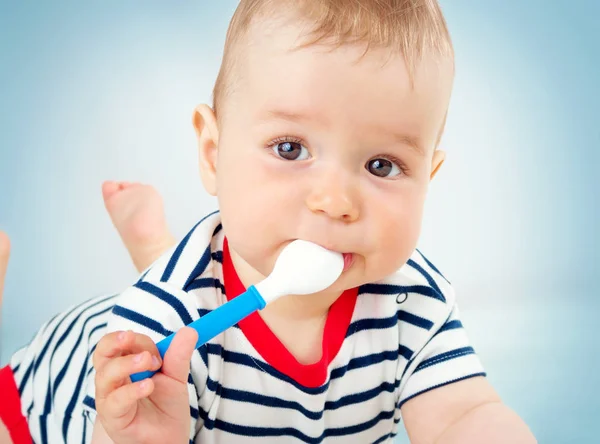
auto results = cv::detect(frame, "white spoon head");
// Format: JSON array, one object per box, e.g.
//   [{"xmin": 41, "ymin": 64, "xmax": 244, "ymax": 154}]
[{"xmin": 259, "ymin": 239, "xmax": 344, "ymax": 301}]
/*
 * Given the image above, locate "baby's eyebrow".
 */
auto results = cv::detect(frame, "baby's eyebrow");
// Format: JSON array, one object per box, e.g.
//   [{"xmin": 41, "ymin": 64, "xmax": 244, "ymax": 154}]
[
  {"xmin": 391, "ymin": 132, "xmax": 425, "ymax": 156},
  {"xmin": 261, "ymin": 108, "xmax": 425, "ymax": 155},
  {"xmin": 264, "ymin": 109, "xmax": 312, "ymax": 123}
]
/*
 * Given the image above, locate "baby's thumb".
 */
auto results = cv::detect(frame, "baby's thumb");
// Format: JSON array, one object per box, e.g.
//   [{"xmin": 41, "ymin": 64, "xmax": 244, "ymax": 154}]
[{"xmin": 161, "ymin": 327, "xmax": 198, "ymax": 383}]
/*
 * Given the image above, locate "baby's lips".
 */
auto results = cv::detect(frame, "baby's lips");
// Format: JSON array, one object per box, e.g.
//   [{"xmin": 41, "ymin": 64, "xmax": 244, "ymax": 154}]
[{"xmin": 342, "ymin": 253, "xmax": 354, "ymax": 271}]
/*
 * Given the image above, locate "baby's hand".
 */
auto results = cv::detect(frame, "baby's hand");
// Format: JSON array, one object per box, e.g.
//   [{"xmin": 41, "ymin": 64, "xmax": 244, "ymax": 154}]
[{"xmin": 92, "ymin": 328, "xmax": 198, "ymax": 444}]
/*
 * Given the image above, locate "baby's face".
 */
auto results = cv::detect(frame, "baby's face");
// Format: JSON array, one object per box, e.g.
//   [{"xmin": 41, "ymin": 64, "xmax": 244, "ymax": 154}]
[{"xmin": 205, "ymin": 20, "xmax": 453, "ymax": 291}]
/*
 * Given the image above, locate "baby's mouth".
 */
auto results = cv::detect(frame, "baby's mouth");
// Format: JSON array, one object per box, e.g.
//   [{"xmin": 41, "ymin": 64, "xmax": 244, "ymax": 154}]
[{"xmin": 342, "ymin": 253, "xmax": 354, "ymax": 271}]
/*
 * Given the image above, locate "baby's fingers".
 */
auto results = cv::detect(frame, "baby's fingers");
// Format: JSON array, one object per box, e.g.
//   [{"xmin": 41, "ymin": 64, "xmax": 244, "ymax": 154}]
[
  {"xmin": 95, "ymin": 350, "xmax": 161, "ymax": 401},
  {"xmin": 99, "ymin": 378, "xmax": 155, "ymax": 428},
  {"xmin": 93, "ymin": 330, "xmax": 160, "ymax": 371}
]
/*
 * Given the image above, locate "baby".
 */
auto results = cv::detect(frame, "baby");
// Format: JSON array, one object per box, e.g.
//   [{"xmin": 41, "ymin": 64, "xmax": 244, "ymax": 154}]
[{"xmin": 0, "ymin": 0, "xmax": 536, "ymax": 443}]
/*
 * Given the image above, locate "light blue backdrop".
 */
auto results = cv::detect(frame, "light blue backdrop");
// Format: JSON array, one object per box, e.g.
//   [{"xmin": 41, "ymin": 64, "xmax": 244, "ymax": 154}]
[{"xmin": 1, "ymin": 1, "xmax": 598, "ymax": 442}]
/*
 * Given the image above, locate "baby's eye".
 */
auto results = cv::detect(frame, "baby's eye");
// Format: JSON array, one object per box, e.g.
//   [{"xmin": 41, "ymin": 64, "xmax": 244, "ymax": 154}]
[
  {"xmin": 365, "ymin": 158, "xmax": 402, "ymax": 178},
  {"xmin": 272, "ymin": 141, "xmax": 311, "ymax": 161}
]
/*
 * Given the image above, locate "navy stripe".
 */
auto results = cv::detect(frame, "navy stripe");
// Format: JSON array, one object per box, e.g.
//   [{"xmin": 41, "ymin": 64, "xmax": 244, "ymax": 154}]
[
  {"xmin": 197, "ymin": 308, "xmax": 240, "ymax": 328},
  {"xmin": 187, "ymin": 373, "xmax": 202, "ymax": 402},
  {"xmin": 134, "ymin": 281, "xmax": 194, "ymax": 326},
  {"xmin": 397, "ymin": 310, "xmax": 434, "ymax": 330},
  {"xmin": 112, "ymin": 305, "xmax": 174, "ymax": 337},
  {"xmin": 205, "ymin": 379, "xmax": 398, "ymax": 421},
  {"xmin": 398, "ymin": 309, "xmax": 454, "ymax": 383},
  {"xmin": 325, "ymin": 380, "xmax": 398, "ymax": 412},
  {"xmin": 203, "ymin": 346, "xmax": 406, "ymax": 394},
  {"xmin": 211, "ymin": 251, "xmax": 223, "ymax": 263},
  {"xmin": 210, "ymin": 348, "xmax": 329, "ymax": 395},
  {"xmin": 373, "ymin": 432, "xmax": 396, "ymax": 444},
  {"xmin": 12, "ymin": 364, "xmax": 20, "ymax": 373},
  {"xmin": 18, "ymin": 296, "xmax": 113, "ymax": 403},
  {"xmin": 219, "ymin": 386, "xmax": 324, "ymax": 420},
  {"xmin": 161, "ymin": 211, "xmax": 218, "ymax": 282},
  {"xmin": 187, "ymin": 277, "xmax": 226, "ymax": 293},
  {"xmin": 414, "ymin": 346, "xmax": 475, "ymax": 373},
  {"xmin": 17, "ymin": 360, "xmax": 34, "ymax": 395},
  {"xmin": 198, "ymin": 341, "xmax": 209, "ymax": 367},
  {"xmin": 34, "ymin": 295, "xmax": 115, "ymax": 374},
  {"xmin": 203, "ymin": 409, "xmax": 395, "ymax": 442},
  {"xmin": 346, "ymin": 316, "xmax": 397, "ymax": 337},
  {"xmin": 62, "ymin": 322, "xmax": 107, "ymax": 440},
  {"xmin": 52, "ymin": 307, "xmax": 112, "ymax": 397},
  {"xmin": 331, "ymin": 349, "xmax": 401, "ymax": 380},
  {"xmin": 30, "ymin": 307, "xmax": 87, "ymax": 377},
  {"xmin": 39, "ymin": 413, "xmax": 48, "ymax": 443},
  {"xmin": 183, "ymin": 245, "xmax": 213, "ymax": 290},
  {"xmin": 406, "ymin": 259, "xmax": 444, "ymax": 301},
  {"xmin": 83, "ymin": 395, "xmax": 95, "ymax": 410},
  {"xmin": 82, "ymin": 411, "xmax": 88, "ymax": 444},
  {"xmin": 416, "ymin": 249, "xmax": 450, "ymax": 283},
  {"xmin": 324, "ymin": 409, "xmax": 395, "ymax": 438},
  {"xmin": 360, "ymin": 283, "xmax": 445, "ymax": 302},
  {"xmin": 160, "ymin": 220, "xmax": 201, "ymax": 282},
  {"xmin": 184, "ymin": 225, "xmax": 222, "ymax": 290},
  {"xmin": 438, "ymin": 319, "xmax": 463, "ymax": 334},
  {"xmin": 398, "ymin": 344, "xmax": 413, "ymax": 361},
  {"xmin": 398, "ymin": 373, "xmax": 486, "ymax": 408},
  {"xmin": 46, "ymin": 303, "xmax": 102, "ymax": 414}
]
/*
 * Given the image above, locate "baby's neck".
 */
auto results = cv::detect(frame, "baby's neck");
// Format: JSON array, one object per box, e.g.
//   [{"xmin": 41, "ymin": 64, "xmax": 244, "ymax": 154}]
[
  {"xmin": 259, "ymin": 291, "xmax": 339, "ymax": 365},
  {"xmin": 263, "ymin": 289, "xmax": 340, "ymax": 321}
]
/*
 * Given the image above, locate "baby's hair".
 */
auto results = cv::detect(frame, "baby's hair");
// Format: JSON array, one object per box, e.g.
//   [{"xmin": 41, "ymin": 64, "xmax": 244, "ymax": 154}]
[{"xmin": 212, "ymin": 0, "xmax": 453, "ymax": 118}]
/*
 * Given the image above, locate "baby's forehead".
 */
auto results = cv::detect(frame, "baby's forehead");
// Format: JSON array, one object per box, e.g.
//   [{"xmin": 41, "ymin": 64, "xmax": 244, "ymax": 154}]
[
  {"xmin": 218, "ymin": 9, "xmax": 453, "ymax": 145},
  {"xmin": 234, "ymin": 49, "xmax": 449, "ymax": 152},
  {"xmin": 246, "ymin": 26, "xmax": 451, "ymax": 97}
]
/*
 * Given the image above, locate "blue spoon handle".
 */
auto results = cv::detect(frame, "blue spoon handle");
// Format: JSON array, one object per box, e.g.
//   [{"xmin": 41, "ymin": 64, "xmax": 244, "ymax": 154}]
[{"xmin": 130, "ymin": 285, "xmax": 266, "ymax": 382}]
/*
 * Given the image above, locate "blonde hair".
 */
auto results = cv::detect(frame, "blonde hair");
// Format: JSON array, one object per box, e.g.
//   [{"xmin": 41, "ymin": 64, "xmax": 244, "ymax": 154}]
[{"xmin": 212, "ymin": 0, "xmax": 453, "ymax": 118}]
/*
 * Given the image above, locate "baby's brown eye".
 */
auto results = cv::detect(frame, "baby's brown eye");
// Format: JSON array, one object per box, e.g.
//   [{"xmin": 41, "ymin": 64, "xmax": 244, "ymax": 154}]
[
  {"xmin": 273, "ymin": 142, "xmax": 310, "ymax": 161},
  {"xmin": 366, "ymin": 158, "xmax": 401, "ymax": 178}
]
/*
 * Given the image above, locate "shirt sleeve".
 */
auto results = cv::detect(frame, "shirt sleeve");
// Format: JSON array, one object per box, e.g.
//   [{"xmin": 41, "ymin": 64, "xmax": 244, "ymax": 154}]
[
  {"xmin": 82, "ymin": 279, "xmax": 207, "ymax": 441},
  {"xmin": 397, "ymin": 302, "xmax": 486, "ymax": 408}
]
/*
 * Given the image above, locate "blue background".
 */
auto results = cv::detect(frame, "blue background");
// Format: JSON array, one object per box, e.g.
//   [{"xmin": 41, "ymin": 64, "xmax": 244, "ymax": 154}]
[{"xmin": 1, "ymin": 1, "xmax": 598, "ymax": 442}]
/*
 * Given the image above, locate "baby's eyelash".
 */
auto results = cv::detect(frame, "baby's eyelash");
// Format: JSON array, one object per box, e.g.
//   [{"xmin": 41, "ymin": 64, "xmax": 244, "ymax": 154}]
[
  {"xmin": 264, "ymin": 138, "xmax": 410, "ymax": 175},
  {"xmin": 377, "ymin": 154, "xmax": 410, "ymax": 175},
  {"xmin": 266, "ymin": 136, "xmax": 305, "ymax": 148}
]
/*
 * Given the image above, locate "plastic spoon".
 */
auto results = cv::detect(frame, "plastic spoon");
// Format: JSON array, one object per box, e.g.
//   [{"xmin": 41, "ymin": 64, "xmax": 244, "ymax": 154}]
[{"xmin": 130, "ymin": 239, "xmax": 343, "ymax": 382}]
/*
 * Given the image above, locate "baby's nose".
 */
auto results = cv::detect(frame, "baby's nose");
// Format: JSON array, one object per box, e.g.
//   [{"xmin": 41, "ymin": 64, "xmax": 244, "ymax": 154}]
[{"xmin": 305, "ymin": 172, "xmax": 360, "ymax": 222}]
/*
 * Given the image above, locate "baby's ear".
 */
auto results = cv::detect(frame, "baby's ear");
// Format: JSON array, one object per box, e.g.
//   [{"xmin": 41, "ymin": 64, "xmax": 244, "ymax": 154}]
[
  {"xmin": 193, "ymin": 104, "xmax": 219, "ymax": 196},
  {"xmin": 430, "ymin": 149, "xmax": 445, "ymax": 180}
]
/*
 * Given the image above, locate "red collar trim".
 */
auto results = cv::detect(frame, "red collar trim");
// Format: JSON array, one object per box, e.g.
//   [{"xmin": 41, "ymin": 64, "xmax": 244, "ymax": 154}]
[{"xmin": 222, "ymin": 237, "xmax": 358, "ymax": 388}]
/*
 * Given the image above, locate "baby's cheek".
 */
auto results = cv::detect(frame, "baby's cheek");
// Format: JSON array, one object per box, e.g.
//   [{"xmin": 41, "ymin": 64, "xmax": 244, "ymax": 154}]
[{"xmin": 373, "ymin": 213, "xmax": 422, "ymax": 273}]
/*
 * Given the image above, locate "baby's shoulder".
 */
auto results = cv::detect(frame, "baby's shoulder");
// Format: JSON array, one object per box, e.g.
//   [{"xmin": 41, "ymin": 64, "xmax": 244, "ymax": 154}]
[
  {"xmin": 108, "ymin": 212, "xmax": 226, "ymax": 332},
  {"xmin": 357, "ymin": 249, "xmax": 455, "ymax": 330}
]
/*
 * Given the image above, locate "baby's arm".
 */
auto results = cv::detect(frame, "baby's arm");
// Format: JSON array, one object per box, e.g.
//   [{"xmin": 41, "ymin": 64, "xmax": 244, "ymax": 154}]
[{"xmin": 401, "ymin": 376, "xmax": 536, "ymax": 443}]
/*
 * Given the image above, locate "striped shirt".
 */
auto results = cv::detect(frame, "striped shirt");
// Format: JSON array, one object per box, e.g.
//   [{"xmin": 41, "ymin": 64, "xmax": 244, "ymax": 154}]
[{"xmin": 9, "ymin": 211, "xmax": 485, "ymax": 443}]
